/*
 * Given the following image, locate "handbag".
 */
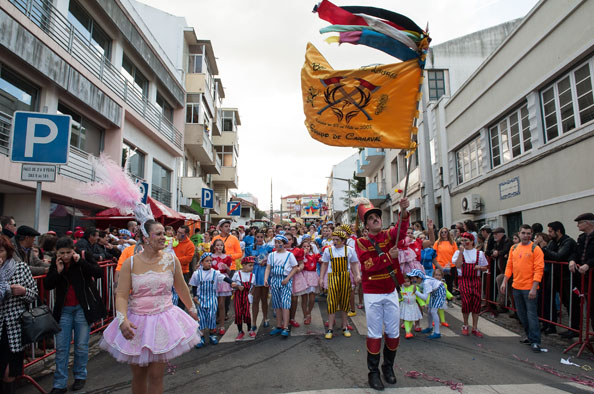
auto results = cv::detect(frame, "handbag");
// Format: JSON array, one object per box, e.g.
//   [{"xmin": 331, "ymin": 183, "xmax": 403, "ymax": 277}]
[{"xmin": 21, "ymin": 304, "xmax": 61, "ymax": 344}]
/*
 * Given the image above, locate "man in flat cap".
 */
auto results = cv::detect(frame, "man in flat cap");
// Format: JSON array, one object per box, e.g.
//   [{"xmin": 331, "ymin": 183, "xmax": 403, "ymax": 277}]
[
  {"xmin": 11, "ymin": 225, "xmax": 50, "ymax": 275},
  {"xmin": 569, "ymin": 213, "xmax": 594, "ymax": 331}
]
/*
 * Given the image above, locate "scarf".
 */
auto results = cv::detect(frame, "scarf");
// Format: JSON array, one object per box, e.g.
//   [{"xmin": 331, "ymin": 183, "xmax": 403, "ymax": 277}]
[{"xmin": 0, "ymin": 258, "xmax": 17, "ymax": 301}]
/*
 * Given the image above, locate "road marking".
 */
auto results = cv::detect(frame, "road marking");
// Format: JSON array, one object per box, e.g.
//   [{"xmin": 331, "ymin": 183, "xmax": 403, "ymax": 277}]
[
  {"xmin": 446, "ymin": 304, "xmax": 519, "ymax": 337},
  {"xmin": 347, "ymin": 303, "xmax": 518, "ymax": 338},
  {"xmin": 219, "ymin": 307, "xmax": 263, "ymax": 343},
  {"xmin": 348, "ymin": 309, "xmax": 368, "ymax": 336},
  {"xmin": 285, "ymin": 383, "xmax": 580, "ymax": 393}
]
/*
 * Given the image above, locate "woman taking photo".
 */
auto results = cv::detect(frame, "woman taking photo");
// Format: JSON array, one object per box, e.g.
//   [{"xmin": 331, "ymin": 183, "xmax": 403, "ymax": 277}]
[
  {"xmin": 0, "ymin": 235, "xmax": 38, "ymax": 394},
  {"xmin": 45, "ymin": 237, "xmax": 106, "ymax": 394},
  {"xmin": 101, "ymin": 220, "xmax": 199, "ymax": 394}
]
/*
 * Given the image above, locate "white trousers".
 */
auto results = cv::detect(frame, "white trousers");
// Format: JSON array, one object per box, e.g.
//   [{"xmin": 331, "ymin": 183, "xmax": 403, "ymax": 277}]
[{"xmin": 364, "ymin": 290, "xmax": 400, "ymax": 339}]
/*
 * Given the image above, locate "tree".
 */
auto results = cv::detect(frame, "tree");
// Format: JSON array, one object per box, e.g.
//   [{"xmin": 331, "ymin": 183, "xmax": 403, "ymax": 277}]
[
  {"xmin": 339, "ymin": 172, "xmax": 366, "ymax": 223},
  {"xmin": 255, "ymin": 206, "xmax": 267, "ymax": 219}
]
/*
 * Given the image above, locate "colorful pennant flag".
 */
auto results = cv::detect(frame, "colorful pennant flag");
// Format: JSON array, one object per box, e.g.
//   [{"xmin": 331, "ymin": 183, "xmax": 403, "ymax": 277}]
[{"xmin": 301, "ymin": 0, "xmax": 430, "ymax": 149}]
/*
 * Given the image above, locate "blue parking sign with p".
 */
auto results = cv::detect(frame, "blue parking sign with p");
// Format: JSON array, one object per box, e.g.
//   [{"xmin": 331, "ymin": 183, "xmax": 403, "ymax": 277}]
[
  {"xmin": 201, "ymin": 188, "xmax": 214, "ymax": 209},
  {"xmin": 10, "ymin": 111, "xmax": 72, "ymax": 164}
]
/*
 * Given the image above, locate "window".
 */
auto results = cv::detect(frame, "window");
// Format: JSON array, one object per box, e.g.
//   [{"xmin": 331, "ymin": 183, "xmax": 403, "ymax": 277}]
[
  {"xmin": 156, "ymin": 92, "xmax": 173, "ymax": 122},
  {"xmin": 455, "ymin": 136, "xmax": 482, "ymax": 184},
  {"xmin": 215, "ymin": 145, "xmax": 235, "ymax": 167},
  {"xmin": 222, "ymin": 110, "xmax": 234, "ymax": 132},
  {"xmin": 121, "ymin": 143, "xmax": 145, "ymax": 180},
  {"xmin": 57, "ymin": 103, "xmax": 103, "ymax": 156},
  {"xmin": 489, "ymin": 105, "xmax": 531, "ymax": 167},
  {"xmin": 0, "ymin": 64, "xmax": 39, "ymax": 115},
  {"xmin": 152, "ymin": 161, "xmax": 171, "ymax": 191},
  {"xmin": 541, "ymin": 57, "xmax": 594, "ymax": 142},
  {"xmin": 188, "ymin": 54, "xmax": 203, "ymax": 74},
  {"xmin": 186, "ymin": 103, "xmax": 200, "ymax": 124},
  {"xmin": 122, "ymin": 55, "xmax": 148, "ymax": 97},
  {"xmin": 68, "ymin": 0, "xmax": 111, "ymax": 58},
  {"xmin": 427, "ymin": 70, "xmax": 446, "ymax": 101},
  {"xmin": 391, "ymin": 157, "xmax": 399, "ymax": 185}
]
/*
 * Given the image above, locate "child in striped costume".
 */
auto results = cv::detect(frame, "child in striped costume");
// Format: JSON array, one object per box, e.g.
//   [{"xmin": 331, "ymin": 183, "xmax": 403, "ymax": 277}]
[
  {"xmin": 190, "ymin": 253, "xmax": 235, "ymax": 348},
  {"xmin": 264, "ymin": 235, "xmax": 299, "ymax": 338},
  {"xmin": 232, "ymin": 257, "xmax": 256, "ymax": 341},
  {"xmin": 320, "ymin": 230, "xmax": 361, "ymax": 340},
  {"xmin": 407, "ymin": 269, "xmax": 446, "ymax": 339}
]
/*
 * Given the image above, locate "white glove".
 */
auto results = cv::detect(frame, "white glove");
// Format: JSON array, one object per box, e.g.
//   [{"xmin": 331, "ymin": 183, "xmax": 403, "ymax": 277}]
[{"xmin": 248, "ymin": 294, "xmax": 253, "ymax": 304}]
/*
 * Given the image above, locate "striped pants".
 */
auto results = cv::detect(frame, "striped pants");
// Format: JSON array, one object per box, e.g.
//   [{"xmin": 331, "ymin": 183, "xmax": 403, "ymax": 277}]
[
  {"xmin": 460, "ymin": 276, "xmax": 481, "ymax": 314},
  {"xmin": 327, "ymin": 271, "xmax": 351, "ymax": 314},
  {"xmin": 270, "ymin": 275, "xmax": 292, "ymax": 309},
  {"xmin": 198, "ymin": 305, "xmax": 217, "ymax": 330}
]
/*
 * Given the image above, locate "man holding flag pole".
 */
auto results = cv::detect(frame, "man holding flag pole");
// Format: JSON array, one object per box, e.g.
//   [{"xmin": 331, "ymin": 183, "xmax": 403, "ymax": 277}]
[{"xmin": 302, "ymin": 0, "xmax": 431, "ymax": 389}]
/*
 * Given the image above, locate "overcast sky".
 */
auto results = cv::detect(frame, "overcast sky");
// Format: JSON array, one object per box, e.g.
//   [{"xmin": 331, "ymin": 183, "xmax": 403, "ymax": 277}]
[{"xmin": 138, "ymin": 0, "xmax": 538, "ymax": 210}]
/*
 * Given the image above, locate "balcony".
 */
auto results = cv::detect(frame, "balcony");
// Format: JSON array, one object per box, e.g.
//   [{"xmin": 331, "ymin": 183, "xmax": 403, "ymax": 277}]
[
  {"xmin": 212, "ymin": 109, "xmax": 222, "ymax": 137},
  {"xmin": 362, "ymin": 182, "xmax": 387, "ymax": 206},
  {"xmin": 184, "ymin": 124, "xmax": 220, "ymax": 174},
  {"xmin": 356, "ymin": 148, "xmax": 386, "ymax": 177},
  {"xmin": 180, "ymin": 177, "xmax": 207, "ymax": 199},
  {"xmin": 212, "ymin": 166, "xmax": 238, "ymax": 188},
  {"xmin": 151, "ymin": 184, "xmax": 172, "ymax": 207},
  {"xmin": 8, "ymin": 0, "xmax": 182, "ymax": 149},
  {"xmin": 185, "ymin": 74, "xmax": 214, "ymax": 114}
]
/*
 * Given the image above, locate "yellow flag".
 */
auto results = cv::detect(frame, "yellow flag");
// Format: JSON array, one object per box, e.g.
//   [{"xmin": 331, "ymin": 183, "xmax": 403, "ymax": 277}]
[{"xmin": 301, "ymin": 43, "xmax": 422, "ymax": 148}]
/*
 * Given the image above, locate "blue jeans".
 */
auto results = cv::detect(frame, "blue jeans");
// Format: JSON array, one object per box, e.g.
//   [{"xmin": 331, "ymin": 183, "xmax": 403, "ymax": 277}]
[
  {"xmin": 513, "ymin": 289, "xmax": 540, "ymax": 345},
  {"xmin": 53, "ymin": 305, "xmax": 90, "ymax": 389}
]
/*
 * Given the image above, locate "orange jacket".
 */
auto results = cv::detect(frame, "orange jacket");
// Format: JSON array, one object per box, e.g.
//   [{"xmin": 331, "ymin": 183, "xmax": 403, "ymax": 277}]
[
  {"xmin": 505, "ymin": 242, "xmax": 544, "ymax": 290},
  {"xmin": 174, "ymin": 237, "xmax": 196, "ymax": 274},
  {"xmin": 212, "ymin": 234, "xmax": 243, "ymax": 269},
  {"xmin": 116, "ymin": 245, "xmax": 136, "ymax": 272}
]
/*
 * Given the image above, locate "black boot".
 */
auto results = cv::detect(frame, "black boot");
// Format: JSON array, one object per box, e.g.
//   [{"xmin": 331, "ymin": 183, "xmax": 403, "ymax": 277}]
[
  {"xmin": 367, "ymin": 352, "xmax": 384, "ymax": 391},
  {"xmin": 381, "ymin": 346, "xmax": 397, "ymax": 384}
]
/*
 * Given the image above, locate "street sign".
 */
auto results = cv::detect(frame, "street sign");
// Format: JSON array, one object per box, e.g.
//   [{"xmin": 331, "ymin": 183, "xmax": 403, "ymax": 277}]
[
  {"xmin": 227, "ymin": 201, "xmax": 240, "ymax": 216},
  {"xmin": 21, "ymin": 164, "xmax": 56, "ymax": 182},
  {"xmin": 138, "ymin": 181, "xmax": 149, "ymax": 204},
  {"xmin": 201, "ymin": 188, "xmax": 214, "ymax": 209},
  {"xmin": 10, "ymin": 111, "xmax": 72, "ymax": 164}
]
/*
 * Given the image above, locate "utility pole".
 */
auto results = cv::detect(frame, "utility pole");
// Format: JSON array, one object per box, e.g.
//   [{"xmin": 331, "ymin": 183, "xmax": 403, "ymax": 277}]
[
  {"xmin": 270, "ymin": 178, "xmax": 273, "ymax": 223},
  {"xmin": 420, "ymin": 90, "xmax": 436, "ymax": 224}
]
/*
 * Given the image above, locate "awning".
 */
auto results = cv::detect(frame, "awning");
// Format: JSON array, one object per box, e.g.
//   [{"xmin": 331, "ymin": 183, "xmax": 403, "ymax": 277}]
[{"xmin": 83, "ymin": 197, "xmax": 186, "ymax": 226}]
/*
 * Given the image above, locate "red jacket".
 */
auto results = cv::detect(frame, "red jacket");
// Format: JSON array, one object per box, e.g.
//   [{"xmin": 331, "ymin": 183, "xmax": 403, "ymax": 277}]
[{"xmin": 355, "ymin": 219, "xmax": 409, "ymax": 294}]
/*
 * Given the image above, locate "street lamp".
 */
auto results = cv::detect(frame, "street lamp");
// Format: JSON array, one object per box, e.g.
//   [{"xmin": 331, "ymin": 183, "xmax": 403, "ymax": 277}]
[{"xmin": 326, "ymin": 176, "xmax": 352, "ymax": 224}]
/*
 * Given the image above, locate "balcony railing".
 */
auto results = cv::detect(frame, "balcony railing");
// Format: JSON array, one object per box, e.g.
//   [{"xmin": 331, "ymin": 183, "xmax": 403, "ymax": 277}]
[
  {"xmin": 0, "ymin": 111, "xmax": 10, "ymax": 156},
  {"xmin": 58, "ymin": 146, "xmax": 96, "ymax": 182},
  {"xmin": 151, "ymin": 184, "xmax": 172, "ymax": 207},
  {"xmin": 8, "ymin": 0, "xmax": 182, "ymax": 149}
]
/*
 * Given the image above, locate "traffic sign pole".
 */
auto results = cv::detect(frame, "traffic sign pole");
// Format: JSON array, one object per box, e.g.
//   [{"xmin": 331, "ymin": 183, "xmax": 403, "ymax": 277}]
[{"xmin": 34, "ymin": 181, "xmax": 41, "ymax": 231}]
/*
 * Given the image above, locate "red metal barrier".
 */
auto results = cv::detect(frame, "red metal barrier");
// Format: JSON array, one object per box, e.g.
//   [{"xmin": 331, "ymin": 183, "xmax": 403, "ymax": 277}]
[
  {"xmin": 480, "ymin": 258, "xmax": 594, "ymax": 357},
  {"xmin": 17, "ymin": 261, "xmax": 116, "ymax": 394}
]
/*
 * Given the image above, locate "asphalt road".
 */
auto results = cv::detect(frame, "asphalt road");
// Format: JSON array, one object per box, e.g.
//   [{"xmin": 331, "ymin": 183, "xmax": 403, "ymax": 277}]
[{"xmin": 20, "ymin": 298, "xmax": 594, "ymax": 394}]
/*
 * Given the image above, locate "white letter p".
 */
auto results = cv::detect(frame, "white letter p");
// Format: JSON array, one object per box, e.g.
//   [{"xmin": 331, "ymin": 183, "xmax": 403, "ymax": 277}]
[{"xmin": 25, "ymin": 118, "xmax": 58, "ymax": 158}]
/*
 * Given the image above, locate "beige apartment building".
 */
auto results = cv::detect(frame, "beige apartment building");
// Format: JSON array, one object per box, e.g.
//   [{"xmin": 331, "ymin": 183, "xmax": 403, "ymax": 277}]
[
  {"xmin": 0, "ymin": 0, "xmax": 186, "ymax": 233},
  {"xmin": 443, "ymin": 0, "xmax": 594, "ymax": 237}
]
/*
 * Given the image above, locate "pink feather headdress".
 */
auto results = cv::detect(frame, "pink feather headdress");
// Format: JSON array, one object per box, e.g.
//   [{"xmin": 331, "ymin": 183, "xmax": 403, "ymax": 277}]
[{"xmin": 85, "ymin": 154, "xmax": 154, "ymax": 235}]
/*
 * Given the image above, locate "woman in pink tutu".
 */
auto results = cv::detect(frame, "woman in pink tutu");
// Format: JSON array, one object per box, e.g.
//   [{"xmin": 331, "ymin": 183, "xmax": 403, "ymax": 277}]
[
  {"xmin": 286, "ymin": 233, "xmax": 305, "ymax": 329},
  {"xmin": 300, "ymin": 236, "xmax": 320, "ymax": 325},
  {"xmin": 100, "ymin": 220, "xmax": 199, "ymax": 394}
]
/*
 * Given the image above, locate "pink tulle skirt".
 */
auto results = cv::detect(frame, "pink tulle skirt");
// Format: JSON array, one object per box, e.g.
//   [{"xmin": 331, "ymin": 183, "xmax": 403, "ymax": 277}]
[
  {"xmin": 398, "ymin": 248, "xmax": 417, "ymax": 264},
  {"xmin": 400, "ymin": 260, "xmax": 425, "ymax": 275},
  {"xmin": 300, "ymin": 270, "xmax": 319, "ymax": 295},
  {"xmin": 100, "ymin": 305, "xmax": 200, "ymax": 366},
  {"xmin": 292, "ymin": 271, "xmax": 308, "ymax": 296},
  {"xmin": 217, "ymin": 280, "xmax": 232, "ymax": 297}
]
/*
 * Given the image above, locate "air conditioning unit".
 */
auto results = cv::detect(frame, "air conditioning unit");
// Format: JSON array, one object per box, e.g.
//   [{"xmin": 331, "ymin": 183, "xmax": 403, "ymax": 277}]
[{"xmin": 461, "ymin": 194, "xmax": 482, "ymax": 214}]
